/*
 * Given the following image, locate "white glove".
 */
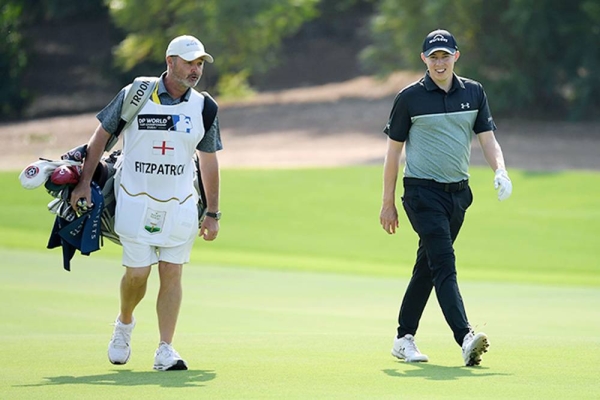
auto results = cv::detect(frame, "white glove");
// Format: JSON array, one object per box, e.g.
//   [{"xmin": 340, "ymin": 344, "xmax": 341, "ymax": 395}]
[{"xmin": 494, "ymin": 169, "xmax": 512, "ymax": 201}]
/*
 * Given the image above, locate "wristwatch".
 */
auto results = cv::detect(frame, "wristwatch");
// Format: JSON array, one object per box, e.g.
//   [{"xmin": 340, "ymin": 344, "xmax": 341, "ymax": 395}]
[{"xmin": 205, "ymin": 211, "xmax": 221, "ymax": 221}]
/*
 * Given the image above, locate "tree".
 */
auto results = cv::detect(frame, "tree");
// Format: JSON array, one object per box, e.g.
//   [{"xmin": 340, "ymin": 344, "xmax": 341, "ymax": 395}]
[
  {"xmin": 21, "ymin": 0, "xmax": 105, "ymax": 21},
  {"xmin": 0, "ymin": 1, "xmax": 29, "ymax": 118},
  {"xmin": 362, "ymin": 0, "xmax": 600, "ymax": 119},
  {"xmin": 107, "ymin": 0, "xmax": 319, "ymax": 96}
]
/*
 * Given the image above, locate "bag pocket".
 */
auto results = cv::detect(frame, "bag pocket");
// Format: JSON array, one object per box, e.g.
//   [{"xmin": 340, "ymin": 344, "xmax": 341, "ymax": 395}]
[
  {"xmin": 114, "ymin": 195, "xmax": 146, "ymax": 240},
  {"xmin": 168, "ymin": 201, "xmax": 198, "ymax": 242}
]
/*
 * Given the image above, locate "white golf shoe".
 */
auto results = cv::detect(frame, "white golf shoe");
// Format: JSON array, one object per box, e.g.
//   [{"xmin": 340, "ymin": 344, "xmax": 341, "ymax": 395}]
[
  {"xmin": 153, "ymin": 342, "xmax": 188, "ymax": 371},
  {"xmin": 108, "ymin": 318, "xmax": 135, "ymax": 365},
  {"xmin": 391, "ymin": 334, "xmax": 429, "ymax": 362},
  {"xmin": 462, "ymin": 331, "xmax": 489, "ymax": 366}
]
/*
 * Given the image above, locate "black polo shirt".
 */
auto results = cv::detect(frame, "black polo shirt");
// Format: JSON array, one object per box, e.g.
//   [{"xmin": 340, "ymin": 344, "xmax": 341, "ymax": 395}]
[{"xmin": 383, "ymin": 72, "xmax": 497, "ymax": 182}]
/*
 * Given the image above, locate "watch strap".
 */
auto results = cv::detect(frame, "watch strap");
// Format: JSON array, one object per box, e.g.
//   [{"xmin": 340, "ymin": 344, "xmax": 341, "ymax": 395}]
[{"xmin": 205, "ymin": 211, "xmax": 220, "ymax": 220}]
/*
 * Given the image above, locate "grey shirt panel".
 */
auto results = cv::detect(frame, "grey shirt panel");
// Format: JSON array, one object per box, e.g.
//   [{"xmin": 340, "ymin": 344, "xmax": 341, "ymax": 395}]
[
  {"xmin": 404, "ymin": 111, "xmax": 477, "ymax": 182},
  {"xmin": 96, "ymin": 73, "xmax": 222, "ymax": 152}
]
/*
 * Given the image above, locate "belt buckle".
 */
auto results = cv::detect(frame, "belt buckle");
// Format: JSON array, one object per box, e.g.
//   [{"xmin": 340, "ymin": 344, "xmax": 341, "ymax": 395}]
[{"xmin": 444, "ymin": 181, "xmax": 464, "ymax": 192}]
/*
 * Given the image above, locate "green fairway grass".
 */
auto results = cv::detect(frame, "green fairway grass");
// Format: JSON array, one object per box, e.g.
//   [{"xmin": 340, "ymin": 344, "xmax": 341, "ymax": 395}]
[
  {"xmin": 3, "ymin": 166, "xmax": 599, "ymax": 286},
  {"xmin": 0, "ymin": 250, "xmax": 599, "ymax": 399},
  {"xmin": 1, "ymin": 166, "xmax": 599, "ymax": 398}
]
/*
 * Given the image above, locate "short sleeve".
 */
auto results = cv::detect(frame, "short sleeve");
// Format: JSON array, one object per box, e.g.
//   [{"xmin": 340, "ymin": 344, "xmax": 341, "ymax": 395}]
[
  {"xmin": 384, "ymin": 92, "xmax": 411, "ymax": 142},
  {"xmin": 473, "ymin": 86, "xmax": 497, "ymax": 134},
  {"xmin": 196, "ymin": 116, "xmax": 223, "ymax": 153},
  {"xmin": 96, "ymin": 88, "xmax": 126, "ymax": 136}
]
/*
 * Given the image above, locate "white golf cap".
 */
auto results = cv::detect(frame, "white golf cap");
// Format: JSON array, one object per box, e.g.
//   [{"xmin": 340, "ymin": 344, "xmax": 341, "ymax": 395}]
[{"xmin": 166, "ymin": 35, "xmax": 214, "ymax": 63}]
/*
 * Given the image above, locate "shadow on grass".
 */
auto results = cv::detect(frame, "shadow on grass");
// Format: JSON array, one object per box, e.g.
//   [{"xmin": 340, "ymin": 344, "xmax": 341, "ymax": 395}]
[
  {"xmin": 17, "ymin": 369, "xmax": 216, "ymax": 388},
  {"xmin": 383, "ymin": 363, "xmax": 511, "ymax": 381}
]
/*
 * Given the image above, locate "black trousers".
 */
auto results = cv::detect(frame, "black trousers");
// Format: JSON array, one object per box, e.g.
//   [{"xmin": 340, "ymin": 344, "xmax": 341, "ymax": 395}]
[{"xmin": 397, "ymin": 179, "xmax": 473, "ymax": 345}]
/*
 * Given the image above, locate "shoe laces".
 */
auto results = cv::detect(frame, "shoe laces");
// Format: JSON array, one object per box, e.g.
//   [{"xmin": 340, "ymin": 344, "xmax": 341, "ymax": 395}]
[
  {"xmin": 157, "ymin": 342, "xmax": 181, "ymax": 359},
  {"xmin": 111, "ymin": 323, "xmax": 132, "ymax": 348},
  {"xmin": 402, "ymin": 335, "xmax": 421, "ymax": 354}
]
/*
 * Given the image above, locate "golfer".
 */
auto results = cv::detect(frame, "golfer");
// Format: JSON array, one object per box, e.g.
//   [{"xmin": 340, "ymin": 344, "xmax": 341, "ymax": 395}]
[
  {"xmin": 70, "ymin": 35, "xmax": 222, "ymax": 371},
  {"xmin": 379, "ymin": 29, "xmax": 512, "ymax": 366}
]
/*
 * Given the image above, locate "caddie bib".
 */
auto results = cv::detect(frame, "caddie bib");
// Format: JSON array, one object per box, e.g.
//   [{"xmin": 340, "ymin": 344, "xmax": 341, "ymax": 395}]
[{"xmin": 114, "ymin": 90, "xmax": 206, "ymax": 246}]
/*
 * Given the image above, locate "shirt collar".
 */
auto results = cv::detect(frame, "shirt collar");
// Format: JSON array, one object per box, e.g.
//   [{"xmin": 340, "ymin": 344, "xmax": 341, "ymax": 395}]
[
  {"xmin": 423, "ymin": 71, "xmax": 465, "ymax": 93},
  {"xmin": 158, "ymin": 71, "xmax": 192, "ymax": 102}
]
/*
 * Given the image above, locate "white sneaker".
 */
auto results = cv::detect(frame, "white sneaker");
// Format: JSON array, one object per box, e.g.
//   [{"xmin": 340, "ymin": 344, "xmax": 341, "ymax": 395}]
[
  {"xmin": 391, "ymin": 334, "xmax": 429, "ymax": 362},
  {"xmin": 153, "ymin": 342, "xmax": 188, "ymax": 371},
  {"xmin": 108, "ymin": 318, "xmax": 135, "ymax": 365},
  {"xmin": 462, "ymin": 331, "xmax": 489, "ymax": 366}
]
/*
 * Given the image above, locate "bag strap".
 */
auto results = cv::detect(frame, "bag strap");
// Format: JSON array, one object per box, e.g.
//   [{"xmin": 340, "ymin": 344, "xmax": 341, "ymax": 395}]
[
  {"xmin": 200, "ymin": 91, "xmax": 218, "ymax": 132},
  {"xmin": 195, "ymin": 91, "xmax": 219, "ymax": 209},
  {"xmin": 105, "ymin": 77, "xmax": 159, "ymax": 151}
]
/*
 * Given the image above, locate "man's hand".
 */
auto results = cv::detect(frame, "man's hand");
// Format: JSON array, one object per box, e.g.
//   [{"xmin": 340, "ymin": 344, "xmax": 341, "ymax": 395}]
[
  {"xmin": 69, "ymin": 181, "xmax": 92, "ymax": 213},
  {"xmin": 494, "ymin": 169, "xmax": 512, "ymax": 201},
  {"xmin": 380, "ymin": 204, "xmax": 399, "ymax": 234},
  {"xmin": 199, "ymin": 215, "xmax": 219, "ymax": 241}
]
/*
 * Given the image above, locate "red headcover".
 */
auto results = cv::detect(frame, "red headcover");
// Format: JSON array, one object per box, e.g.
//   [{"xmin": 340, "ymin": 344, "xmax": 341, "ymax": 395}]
[{"xmin": 50, "ymin": 165, "xmax": 81, "ymax": 186}]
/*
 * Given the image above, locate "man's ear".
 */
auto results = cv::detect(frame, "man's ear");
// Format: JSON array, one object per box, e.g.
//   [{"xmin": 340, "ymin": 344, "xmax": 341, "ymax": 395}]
[
  {"xmin": 420, "ymin": 53, "xmax": 427, "ymax": 63},
  {"xmin": 454, "ymin": 51, "xmax": 461, "ymax": 62},
  {"xmin": 166, "ymin": 55, "xmax": 176, "ymax": 69}
]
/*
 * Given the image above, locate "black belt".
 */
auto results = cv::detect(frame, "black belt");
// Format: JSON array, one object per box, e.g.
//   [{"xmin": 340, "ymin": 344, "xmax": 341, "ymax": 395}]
[{"xmin": 403, "ymin": 178, "xmax": 469, "ymax": 193}]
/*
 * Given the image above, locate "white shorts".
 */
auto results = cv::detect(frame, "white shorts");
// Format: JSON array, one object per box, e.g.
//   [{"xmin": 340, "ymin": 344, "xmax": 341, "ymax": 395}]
[{"xmin": 121, "ymin": 236, "xmax": 196, "ymax": 267}]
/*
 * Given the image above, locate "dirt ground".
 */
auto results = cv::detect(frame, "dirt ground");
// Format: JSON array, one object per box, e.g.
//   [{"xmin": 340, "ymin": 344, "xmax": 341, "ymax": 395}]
[{"xmin": 2, "ymin": 72, "xmax": 599, "ymax": 172}]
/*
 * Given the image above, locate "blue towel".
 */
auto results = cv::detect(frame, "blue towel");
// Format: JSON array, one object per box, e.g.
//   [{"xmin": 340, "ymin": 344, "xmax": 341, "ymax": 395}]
[{"xmin": 47, "ymin": 182, "xmax": 104, "ymax": 271}]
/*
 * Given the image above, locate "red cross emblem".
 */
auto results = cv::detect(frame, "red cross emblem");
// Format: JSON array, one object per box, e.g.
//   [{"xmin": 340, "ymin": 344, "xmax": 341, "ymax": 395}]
[{"xmin": 152, "ymin": 141, "xmax": 175, "ymax": 155}]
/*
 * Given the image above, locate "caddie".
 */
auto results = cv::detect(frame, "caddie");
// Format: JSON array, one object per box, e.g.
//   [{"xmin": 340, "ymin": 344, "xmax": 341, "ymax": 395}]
[{"xmin": 69, "ymin": 34, "xmax": 222, "ymax": 371}]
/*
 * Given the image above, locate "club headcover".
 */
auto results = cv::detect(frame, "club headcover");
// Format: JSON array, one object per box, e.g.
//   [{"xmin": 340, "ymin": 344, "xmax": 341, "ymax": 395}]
[
  {"xmin": 50, "ymin": 164, "xmax": 81, "ymax": 186},
  {"xmin": 19, "ymin": 159, "xmax": 81, "ymax": 190}
]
